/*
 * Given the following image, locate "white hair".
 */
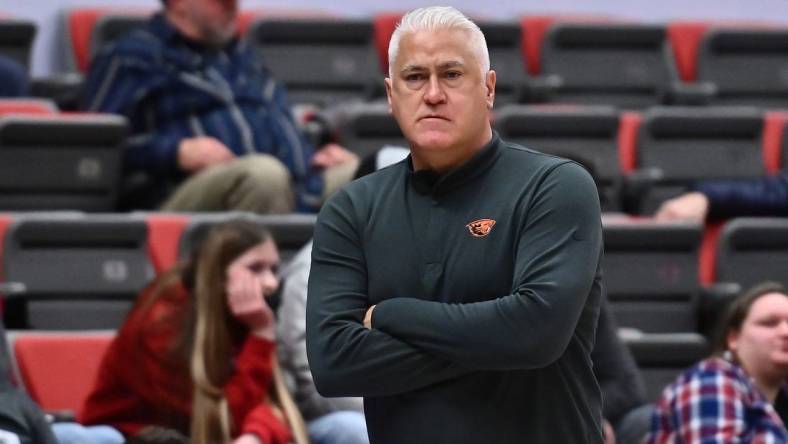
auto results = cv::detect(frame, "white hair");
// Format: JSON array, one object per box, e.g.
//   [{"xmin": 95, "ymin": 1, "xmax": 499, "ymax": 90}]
[{"xmin": 387, "ymin": 6, "xmax": 490, "ymax": 79}]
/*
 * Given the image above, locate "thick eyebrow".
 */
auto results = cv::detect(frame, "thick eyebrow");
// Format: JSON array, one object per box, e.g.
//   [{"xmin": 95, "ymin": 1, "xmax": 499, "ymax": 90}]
[{"xmin": 399, "ymin": 61, "xmax": 466, "ymax": 75}]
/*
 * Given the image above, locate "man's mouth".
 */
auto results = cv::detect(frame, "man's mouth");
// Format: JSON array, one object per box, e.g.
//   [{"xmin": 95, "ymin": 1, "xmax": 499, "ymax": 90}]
[{"xmin": 419, "ymin": 115, "xmax": 450, "ymax": 121}]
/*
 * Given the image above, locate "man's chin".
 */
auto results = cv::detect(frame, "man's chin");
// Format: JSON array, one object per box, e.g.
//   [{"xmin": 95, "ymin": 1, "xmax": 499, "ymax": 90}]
[{"xmin": 411, "ymin": 132, "xmax": 455, "ymax": 152}]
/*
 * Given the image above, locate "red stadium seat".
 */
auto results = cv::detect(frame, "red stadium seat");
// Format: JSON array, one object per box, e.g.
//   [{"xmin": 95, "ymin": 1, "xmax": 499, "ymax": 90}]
[
  {"xmin": 763, "ymin": 111, "xmax": 788, "ymax": 173},
  {"xmin": 145, "ymin": 213, "xmax": 190, "ymax": 275},
  {"xmin": 520, "ymin": 14, "xmax": 612, "ymax": 75},
  {"xmin": 0, "ymin": 99, "xmax": 57, "ymax": 116},
  {"xmin": 10, "ymin": 332, "xmax": 113, "ymax": 418},
  {"xmin": 65, "ymin": 8, "xmax": 151, "ymax": 73},
  {"xmin": 373, "ymin": 13, "xmax": 403, "ymax": 74}
]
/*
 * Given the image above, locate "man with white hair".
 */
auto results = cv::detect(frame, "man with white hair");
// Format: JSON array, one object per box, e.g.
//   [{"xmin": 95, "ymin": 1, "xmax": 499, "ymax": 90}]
[{"xmin": 307, "ymin": 6, "xmax": 604, "ymax": 443}]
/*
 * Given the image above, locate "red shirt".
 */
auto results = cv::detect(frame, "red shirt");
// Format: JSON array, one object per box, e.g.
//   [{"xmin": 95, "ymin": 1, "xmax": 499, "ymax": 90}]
[{"xmin": 80, "ymin": 283, "xmax": 292, "ymax": 443}]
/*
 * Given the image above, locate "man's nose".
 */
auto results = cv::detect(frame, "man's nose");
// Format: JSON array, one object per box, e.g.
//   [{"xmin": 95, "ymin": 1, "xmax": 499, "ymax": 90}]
[{"xmin": 423, "ymin": 75, "xmax": 447, "ymax": 105}]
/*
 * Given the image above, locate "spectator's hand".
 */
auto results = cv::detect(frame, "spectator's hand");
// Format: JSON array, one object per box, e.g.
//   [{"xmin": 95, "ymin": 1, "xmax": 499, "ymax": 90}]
[
  {"xmin": 233, "ymin": 434, "xmax": 262, "ymax": 444},
  {"xmin": 363, "ymin": 305, "xmax": 376, "ymax": 329},
  {"xmin": 654, "ymin": 192, "xmax": 709, "ymax": 222},
  {"xmin": 177, "ymin": 136, "xmax": 235, "ymax": 172},
  {"xmin": 603, "ymin": 419, "xmax": 616, "ymax": 444},
  {"xmin": 226, "ymin": 267, "xmax": 276, "ymax": 340},
  {"xmin": 312, "ymin": 143, "xmax": 358, "ymax": 169}
]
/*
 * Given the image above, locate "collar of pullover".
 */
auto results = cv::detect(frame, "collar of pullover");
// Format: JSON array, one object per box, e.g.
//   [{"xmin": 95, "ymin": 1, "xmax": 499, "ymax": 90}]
[{"xmin": 408, "ymin": 132, "xmax": 502, "ymax": 197}]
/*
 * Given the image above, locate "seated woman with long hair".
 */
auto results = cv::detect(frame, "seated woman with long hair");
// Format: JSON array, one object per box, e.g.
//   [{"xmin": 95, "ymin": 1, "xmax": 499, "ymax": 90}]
[
  {"xmin": 56, "ymin": 220, "xmax": 309, "ymax": 444},
  {"xmin": 648, "ymin": 281, "xmax": 788, "ymax": 443}
]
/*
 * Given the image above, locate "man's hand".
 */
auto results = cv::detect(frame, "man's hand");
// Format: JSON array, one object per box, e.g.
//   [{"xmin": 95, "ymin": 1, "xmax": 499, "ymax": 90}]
[
  {"xmin": 177, "ymin": 136, "xmax": 235, "ymax": 172},
  {"xmin": 312, "ymin": 143, "xmax": 358, "ymax": 169},
  {"xmin": 226, "ymin": 267, "xmax": 276, "ymax": 340},
  {"xmin": 654, "ymin": 191, "xmax": 709, "ymax": 222},
  {"xmin": 364, "ymin": 305, "xmax": 376, "ymax": 329}
]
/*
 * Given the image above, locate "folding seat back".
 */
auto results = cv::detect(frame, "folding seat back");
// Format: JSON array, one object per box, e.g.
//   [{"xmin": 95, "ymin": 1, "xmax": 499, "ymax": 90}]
[
  {"xmin": 495, "ymin": 104, "xmax": 621, "ymax": 211},
  {"xmin": 2, "ymin": 215, "xmax": 153, "ymax": 329},
  {"xmin": 9, "ymin": 331, "xmax": 113, "ymax": 417},
  {"xmin": 178, "ymin": 213, "xmax": 316, "ymax": 266},
  {"xmin": 603, "ymin": 219, "xmax": 702, "ymax": 333},
  {"xmin": 246, "ymin": 18, "xmax": 382, "ymax": 107},
  {"xmin": 334, "ymin": 103, "xmax": 407, "ymax": 159},
  {"xmin": 0, "ymin": 115, "xmax": 127, "ymax": 211},
  {"xmin": 477, "ymin": 21, "xmax": 530, "ymax": 106},
  {"xmin": 716, "ymin": 218, "xmax": 788, "ymax": 290},
  {"xmin": 541, "ymin": 23, "xmax": 677, "ymax": 108},
  {"xmin": 624, "ymin": 332, "xmax": 709, "ymax": 402},
  {"xmin": 65, "ymin": 8, "xmax": 151, "ymax": 73},
  {"xmin": 0, "ymin": 19, "xmax": 36, "ymax": 70},
  {"xmin": 634, "ymin": 107, "xmax": 765, "ymax": 214},
  {"xmin": 698, "ymin": 28, "xmax": 788, "ymax": 107}
]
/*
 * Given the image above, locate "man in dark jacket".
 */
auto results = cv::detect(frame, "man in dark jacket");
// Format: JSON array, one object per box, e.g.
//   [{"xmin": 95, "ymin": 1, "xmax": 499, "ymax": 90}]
[{"xmin": 307, "ymin": 6, "xmax": 604, "ymax": 444}]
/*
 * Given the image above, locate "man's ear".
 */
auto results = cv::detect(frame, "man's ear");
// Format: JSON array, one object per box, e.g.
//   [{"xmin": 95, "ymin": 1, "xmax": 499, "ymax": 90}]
[
  {"xmin": 485, "ymin": 70, "xmax": 496, "ymax": 110},
  {"xmin": 384, "ymin": 77, "xmax": 393, "ymax": 113}
]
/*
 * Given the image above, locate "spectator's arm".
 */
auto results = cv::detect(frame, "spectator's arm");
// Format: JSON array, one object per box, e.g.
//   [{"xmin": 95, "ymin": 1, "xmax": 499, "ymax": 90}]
[
  {"xmin": 83, "ymin": 49, "xmax": 181, "ymax": 175},
  {"xmin": 695, "ymin": 173, "xmax": 788, "ymax": 220}
]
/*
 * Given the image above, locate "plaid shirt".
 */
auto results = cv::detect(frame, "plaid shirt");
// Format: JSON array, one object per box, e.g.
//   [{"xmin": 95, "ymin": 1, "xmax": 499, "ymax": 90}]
[
  {"xmin": 648, "ymin": 357, "xmax": 788, "ymax": 444},
  {"xmin": 83, "ymin": 13, "xmax": 323, "ymax": 211}
]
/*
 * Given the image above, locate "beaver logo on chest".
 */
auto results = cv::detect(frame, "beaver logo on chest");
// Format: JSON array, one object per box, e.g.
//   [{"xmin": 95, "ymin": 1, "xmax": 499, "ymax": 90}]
[{"xmin": 466, "ymin": 219, "xmax": 496, "ymax": 237}]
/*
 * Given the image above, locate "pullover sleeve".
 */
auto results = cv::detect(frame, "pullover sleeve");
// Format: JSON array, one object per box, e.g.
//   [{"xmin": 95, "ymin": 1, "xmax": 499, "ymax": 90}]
[
  {"xmin": 225, "ymin": 336, "xmax": 277, "ymax": 434},
  {"xmin": 371, "ymin": 162, "xmax": 603, "ymax": 370},
  {"xmin": 83, "ymin": 47, "xmax": 181, "ymax": 176},
  {"xmin": 306, "ymin": 190, "xmax": 473, "ymax": 398},
  {"xmin": 694, "ymin": 173, "xmax": 788, "ymax": 220}
]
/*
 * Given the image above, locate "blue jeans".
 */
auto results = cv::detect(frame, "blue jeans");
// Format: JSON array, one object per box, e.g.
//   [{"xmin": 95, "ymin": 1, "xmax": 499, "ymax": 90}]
[
  {"xmin": 51, "ymin": 422, "xmax": 124, "ymax": 444},
  {"xmin": 308, "ymin": 411, "xmax": 368, "ymax": 444}
]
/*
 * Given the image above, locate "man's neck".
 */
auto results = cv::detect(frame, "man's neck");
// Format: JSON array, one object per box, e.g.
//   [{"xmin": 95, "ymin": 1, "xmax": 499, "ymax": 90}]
[
  {"xmin": 164, "ymin": 10, "xmax": 203, "ymax": 43},
  {"xmin": 411, "ymin": 128, "xmax": 493, "ymax": 175}
]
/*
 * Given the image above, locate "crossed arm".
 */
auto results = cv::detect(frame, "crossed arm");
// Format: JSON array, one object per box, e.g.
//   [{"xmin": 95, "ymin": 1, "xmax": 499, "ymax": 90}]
[{"xmin": 306, "ymin": 162, "xmax": 602, "ymax": 397}]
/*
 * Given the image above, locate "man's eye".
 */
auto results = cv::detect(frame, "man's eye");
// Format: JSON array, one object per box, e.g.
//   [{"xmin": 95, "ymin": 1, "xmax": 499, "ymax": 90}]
[
  {"xmin": 445, "ymin": 71, "xmax": 462, "ymax": 79},
  {"xmin": 405, "ymin": 73, "xmax": 424, "ymax": 82}
]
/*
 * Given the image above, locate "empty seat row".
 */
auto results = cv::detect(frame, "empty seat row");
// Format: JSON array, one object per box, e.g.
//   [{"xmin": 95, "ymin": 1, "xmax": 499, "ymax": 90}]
[
  {"xmin": 0, "ymin": 212, "xmax": 316, "ymax": 330},
  {"xmin": 1, "ymin": 100, "xmax": 786, "ymax": 215},
  {"xmin": 4, "ymin": 12, "xmax": 788, "ymax": 110},
  {"xmin": 0, "ymin": 211, "xmax": 782, "ymax": 332},
  {"xmin": 338, "ymin": 104, "xmax": 788, "ymax": 213}
]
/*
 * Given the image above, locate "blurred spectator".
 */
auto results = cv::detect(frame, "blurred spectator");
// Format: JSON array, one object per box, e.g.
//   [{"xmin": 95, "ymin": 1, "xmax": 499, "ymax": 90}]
[
  {"xmin": 0, "ymin": 318, "xmax": 58, "ymax": 444},
  {"xmin": 0, "ymin": 55, "xmax": 29, "ymax": 97},
  {"xmin": 648, "ymin": 281, "xmax": 788, "ymax": 443},
  {"xmin": 655, "ymin": 175, "xmax": 788, "ymax": 222},
  {"xmin": 83, "ymin": 0, "xmax": 357, "ymax": 212},
  {"xmin": 279, "ymin": 241, "xmax": 369, "ymax": 444},
  {"xmin": 53, "ymin": 220, "xmax": 308, "ymax": 444},
  {"xmin": 594, "ymin": 294, "xmax": 651, "ymax": 444}
]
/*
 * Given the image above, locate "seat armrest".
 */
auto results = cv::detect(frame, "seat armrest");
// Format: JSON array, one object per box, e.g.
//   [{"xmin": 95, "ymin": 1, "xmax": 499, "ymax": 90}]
[
  {"xmin": 663, "ymin": 81, "xmax": 717, "ymax": 106},
  {"xmin": 30, "ymin": 74, "xmax": 85, "ymax": 111}
]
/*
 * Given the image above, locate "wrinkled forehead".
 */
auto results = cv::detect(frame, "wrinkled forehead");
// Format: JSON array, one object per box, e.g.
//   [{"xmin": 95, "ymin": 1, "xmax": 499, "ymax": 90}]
[{"xmin": 393, "ymin": 28, "xmax": 480, "ymax": 71}]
